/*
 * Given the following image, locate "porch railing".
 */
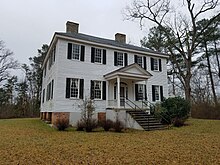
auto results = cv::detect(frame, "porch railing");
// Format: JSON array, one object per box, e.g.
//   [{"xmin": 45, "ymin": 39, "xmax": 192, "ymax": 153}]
[
  {"xmin": 107, "ymin": 98, "xmax": 151, "ymax": 110},
  {"xmin": 122, "ymin": 96, "xmax": 142, "ymax": 111}
]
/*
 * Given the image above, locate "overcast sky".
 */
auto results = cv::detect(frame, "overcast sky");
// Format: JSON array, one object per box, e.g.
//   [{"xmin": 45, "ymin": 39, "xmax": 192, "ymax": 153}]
[{"xmin": 0, "ymin": 0, "xmax": 151, "ymax": 65}]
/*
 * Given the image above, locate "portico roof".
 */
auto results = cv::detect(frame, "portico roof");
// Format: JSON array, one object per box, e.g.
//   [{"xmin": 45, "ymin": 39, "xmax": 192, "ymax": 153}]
[{"xmin": 103, "ymin": 63, "xmax": 152, "ymax": 81}]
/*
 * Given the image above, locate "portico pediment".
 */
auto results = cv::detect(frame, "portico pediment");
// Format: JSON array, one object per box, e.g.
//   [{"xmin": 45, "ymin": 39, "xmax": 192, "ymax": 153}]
[{"xmin": 104, "ymin": 63, "xmax": 152, "ymax": 81}]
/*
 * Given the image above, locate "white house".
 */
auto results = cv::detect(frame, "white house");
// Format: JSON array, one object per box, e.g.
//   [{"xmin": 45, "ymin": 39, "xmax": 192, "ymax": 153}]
[{"xmin": 40, "ymin": 21, "xmax": 169, "ymax": 129}]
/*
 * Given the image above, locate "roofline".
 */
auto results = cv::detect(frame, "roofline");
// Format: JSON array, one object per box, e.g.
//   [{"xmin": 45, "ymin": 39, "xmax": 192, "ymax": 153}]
[
  {"xmin": 55, "ymin": 33, "xmax": 169, "ymax": 58},
  {"xmin": 42, "ymin": 32, "xmax": 169, "ymax": 68}
]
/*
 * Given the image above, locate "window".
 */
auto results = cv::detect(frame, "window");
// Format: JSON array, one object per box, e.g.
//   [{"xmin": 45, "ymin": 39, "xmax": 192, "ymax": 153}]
[
  {"xmin": 42, "ymin": 89, "xmax": 45, "ymax": 103},
  {"xmin": 135, "ymin": 84, "xmax": 146, "ymax": 101},
  {"xmin": 154, "ymin": 86, "xmax": 159, "ymax": 101},
  {"xmin": 94, "ymin": 48, "xmax": 102, "ymax": 63},
  {"xmin": 44, "ymin": 65, "xmax": 46, "ymax": 78},
  {"xmin": 66, "ymin": 78, "xmax": 84, "ymax": 99},
  {"xmin": 134, "ymin": 55, "xmax": 147, "ymax": 70},
  {"xmin": 94, "ymin": 81, "xmax": 102, "ymax": 99},
  {"xmin": 70, "ymin": 78, "xmax": 79, "ymax": 98},
  {"xmin": 117, "ymin": 52, "xmax": 124, "ymax": 66},
  {"xmin": 91, "ymin": 47, "xmax": 106, "ymax": 64},
  {"xmin": 153, "ymin": 59, "xmax": 159, "ymax": 70},
  {"xmin": 91, "ymin": 80, "xmax": 106, "ymax": 100},
  {"xmin": 48, "ymin": 46, "xmax": 56, "ymax": 70},
  {"xmin": 72, "ymin": 44, "xmax": 80, "ymax": 60},
  {"xmin": 67, "ymin": 43, "xmax": 85, "ymax": 61},
  {"xmin": 137, "ymin": 84, "xmax": 144, "ymax": 100},
  {"xmin": 136, "ymin": 56, "xmax": 142, "ymax": 67},
  {"xmin": 151, "ymin": 58, "xmax": 162, "ymax": 71},
  {"xmin": 46, "ymin": 80, "xmax": 54, "ymax": 101},
  {"xmin": 114, "ymin": 51, "xmax": 127, "ymax": 67},
  {"xmin": 152, "ymin": 85, "xmax": 163, "ymax": 102}
]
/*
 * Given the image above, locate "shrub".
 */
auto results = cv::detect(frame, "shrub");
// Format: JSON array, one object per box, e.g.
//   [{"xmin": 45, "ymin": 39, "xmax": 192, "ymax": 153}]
[
  {"xmin": 78, "ymin": 99, "xmax": 98, "ymax": 132},
  {"xmin": 113, "ymin": 119, "xmax": 124, "ymax": 132},
  {"xmin": 154, "ymin": 97, "xmax": 190, "ymax": 127},
  {"xmin": 84, "ymin": 118, "xmax": 98, "ymax": 132},
  {"xmin": 55, "ymin": 118, "xmax": 69, "ymax": 131},
  {"xmin": 76, "ymin": 120, "xmax": 85, "ymax": 131},
  {"xmin": 100, "ymin": 119, "xmax": 114, "ymax": 131},
  {"xmin": 172, "ymin": 117, "xmax": 185, "ymax": 127}
]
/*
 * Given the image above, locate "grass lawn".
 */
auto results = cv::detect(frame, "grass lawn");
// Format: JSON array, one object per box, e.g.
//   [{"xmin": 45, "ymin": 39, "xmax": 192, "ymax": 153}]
[{"xmin": 0, "ymin": 118, "xmax": 220, "ymax": 164}]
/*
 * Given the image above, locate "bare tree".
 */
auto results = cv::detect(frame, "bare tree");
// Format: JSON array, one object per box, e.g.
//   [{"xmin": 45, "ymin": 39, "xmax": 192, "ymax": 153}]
[
  {"xmin": 0, "ymin": 40, "xmax": 18, "ymax": 83},
  {"xmin": 125, "ymin": 0, "xmax": 220, "ymax": 102}
]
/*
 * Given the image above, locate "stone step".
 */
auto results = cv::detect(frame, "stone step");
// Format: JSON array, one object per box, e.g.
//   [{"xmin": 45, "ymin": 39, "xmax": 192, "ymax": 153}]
[{"xmin": 127, "ymin": 110, "xmax": 167, "ymax": 131}]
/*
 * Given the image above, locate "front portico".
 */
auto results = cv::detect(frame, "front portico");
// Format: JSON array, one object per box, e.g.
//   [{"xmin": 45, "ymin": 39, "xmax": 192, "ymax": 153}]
[{"xmin": 104, "ymin": 63, "xmax": 152, "ymax": 109}]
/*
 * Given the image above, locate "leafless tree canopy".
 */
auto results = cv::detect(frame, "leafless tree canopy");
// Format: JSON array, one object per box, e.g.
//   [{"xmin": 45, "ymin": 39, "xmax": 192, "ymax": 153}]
[
  {"xmin": 0, "ymin": 40, "xmax": 18, "ymax": 83},
  {"xmin": 125, "ymin": 0, "xmax": 220, "ymax": 101}
]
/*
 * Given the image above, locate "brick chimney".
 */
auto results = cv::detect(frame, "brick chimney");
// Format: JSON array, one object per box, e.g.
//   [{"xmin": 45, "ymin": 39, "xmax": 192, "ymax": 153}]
[
  {"xmin": 66, "ymin": 21, "xmax": 79, "ymax": 33},
  {"xmin": 115, "ymin": 33, "xmax": 126, "ymax": 43}
]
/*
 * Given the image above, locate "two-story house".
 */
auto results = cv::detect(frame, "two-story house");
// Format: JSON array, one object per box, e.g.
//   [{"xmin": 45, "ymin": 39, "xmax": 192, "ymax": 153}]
[{"xmin": 40, "ymin": 21, "xmax": 169, "ymax": 130}]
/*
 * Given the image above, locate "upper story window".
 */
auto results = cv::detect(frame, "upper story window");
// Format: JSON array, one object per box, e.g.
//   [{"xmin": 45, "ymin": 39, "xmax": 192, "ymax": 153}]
[
  {"xmin": 91, "ymin": 47, "xmax": 106, "ymax": 64},
  {"xmin": 117, "ymin": 52, "xmax": 124, "ymax": 66},
  {"xmin": 134, "ymin": 55, "xmax": 147, "ymax": 70},
  {"xmin": 48, "ymin": 46, "xmax": 56, "ymax": 70},
  {"xmin": 94, "ymin": 48, "xmax": 102, "ymax": 63},
  {"xmin": 67, "ymin": 43, "xmax": 85, "ymax": 61},
  {"xmin": 46, "ymin": 80, "xmax": 54, "ymax": 101},
  {"xmin": 114, "ymin": 51, "xmax": 127, "ymax": 67},
  {"xmin": 151, "ymin": 58, "xmax": 162, "ymax": 71},
  {"xmin": 72, "ymin": 44, "xmax": 80, "ymax": 60},
  {"xmin": 136, "ymin": 56, "xmax": 142, "ymax": 67}
]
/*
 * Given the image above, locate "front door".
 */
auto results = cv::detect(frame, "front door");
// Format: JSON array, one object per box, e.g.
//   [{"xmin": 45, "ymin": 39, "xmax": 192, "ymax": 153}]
[{"xmin": 120, "ymin": 87, "xmax": 125, "ymax": 106}]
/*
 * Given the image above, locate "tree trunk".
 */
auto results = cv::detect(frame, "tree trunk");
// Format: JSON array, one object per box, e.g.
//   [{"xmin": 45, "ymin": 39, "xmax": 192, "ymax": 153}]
[
  {"xmin": 214, "ymin": 40, "xmax": 220, "ymax": 79},
  {"xmin": 205, "ymin": 42, "xmax": 218, "ymax": 106}
]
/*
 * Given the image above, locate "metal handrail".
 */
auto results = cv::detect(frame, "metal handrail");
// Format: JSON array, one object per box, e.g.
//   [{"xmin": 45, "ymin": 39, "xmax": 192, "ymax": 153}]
[
  {"xmin": 121, "ymin": 96, "xmax": 142, "ymax": 111},
  {"xmin": 142, "ymin": 100, "xmax": 170, "ymax": 125}
]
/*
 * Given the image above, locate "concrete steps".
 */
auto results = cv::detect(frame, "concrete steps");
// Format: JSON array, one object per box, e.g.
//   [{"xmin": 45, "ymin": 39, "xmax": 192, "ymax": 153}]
[{"xmin": 127, "ymin": 110, "xmax": 168, "ymax": 131}]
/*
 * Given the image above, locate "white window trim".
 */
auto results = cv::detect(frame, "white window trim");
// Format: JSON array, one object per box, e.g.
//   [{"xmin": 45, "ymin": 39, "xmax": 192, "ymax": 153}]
[
  {"xmin": 117, "ymin": 52, "xmax": 124, "ymax": 66},
  {"xmin": 137, "ymin": 56, "xmax": 143, "ymax": 68},
  {"xmin": 153, "ymin": 58, "xmax": 159, "ymax": 71},
  {"xmin": 70, "ymin": 78, "xmax": 80, "ymax": 99},
  {"xmin": 94, "ymin": 48, "xmax": 103, "ymax": 64},
  {"xmin": 71, "ymin": 44, "xmax": 81, "ymax": 61},
  {"xmin": 93, "ymin": 80, "xmax": 103, "ymax": 100},
  {"xmin": 154, "ymin": 85, "xmax": 160, "ymax": 101}
]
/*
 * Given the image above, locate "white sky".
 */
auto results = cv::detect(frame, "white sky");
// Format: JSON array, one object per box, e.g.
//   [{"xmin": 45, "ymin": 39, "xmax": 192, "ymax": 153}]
[{"xmin": 0, "ymin": 0, "xmax": 151, "ymax": 65}]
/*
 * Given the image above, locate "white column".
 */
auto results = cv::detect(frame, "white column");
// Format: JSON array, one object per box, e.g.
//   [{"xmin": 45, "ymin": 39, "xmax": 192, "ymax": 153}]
[
  {"xmin": 117, "ymin": 76, "xmax": 120, "ymax": 108},
  {"xmin": 106, "ymin": 81, "xmax": 109, "ymax": 108}
]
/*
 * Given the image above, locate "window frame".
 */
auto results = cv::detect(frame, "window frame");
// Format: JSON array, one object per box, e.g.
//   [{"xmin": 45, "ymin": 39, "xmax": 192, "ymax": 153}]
[
  {"xmin": 154, "ymin": 85, "xmax": 160, "ymax": 101},
  {"xmin": 70, "ymin": 78, "xmax": 80, "ymax": 99},
  {"xmin": 71, "ymin": 43, "xmax": 81, "ymax": 60},
  {"xmin": 137, "ymin": 84, "xmax": 144, "ymax": 101},
  {"xmin": 117, "ymin": 52, "xmax": 124, "ymax": 66},
  {"xmin": 94, "ymin": 48, "xmax": 103, "ymax": 63},
  {"xmin": 136, "ymin": 56, "xmax": 143, "ymax": 67},
  {"xmin": 93, "ymin": 81, "xmax": 102, "ymax": 99}
]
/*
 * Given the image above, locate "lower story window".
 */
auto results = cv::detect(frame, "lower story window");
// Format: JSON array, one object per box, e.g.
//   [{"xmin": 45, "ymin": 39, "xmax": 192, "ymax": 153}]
[
  {"xmin": 154, "ymin": 86, "xmax": 159, "ymax": 101},
  {"xmin": 135, "ymin": 84, "xmax": 146, "ymax": 101},
  {"xmin": 152, "ymin": 85, "xmax": 163, "ymax": 102},
  {"xmin": 138, "ymin": 84, "xmax": 144, "ymax": 100},
  {"xmin": 94, "ymin": 81, "xmax": 102, "ymax": 99},
  {"xmin": 70, "ymin": 78, "xmax": 79, "ymax": 98}
]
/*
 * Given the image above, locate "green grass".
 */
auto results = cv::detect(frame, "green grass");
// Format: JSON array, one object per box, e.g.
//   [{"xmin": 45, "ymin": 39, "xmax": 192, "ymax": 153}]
[{"xmin": 0, "ymin": 118, "xmax": 220, "ymax": 164}]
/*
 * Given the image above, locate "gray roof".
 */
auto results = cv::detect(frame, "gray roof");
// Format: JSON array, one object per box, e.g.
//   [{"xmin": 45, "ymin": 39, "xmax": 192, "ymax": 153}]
[{"xmin": 55, "ymin": 32, "xmax": 168, "ymax": 57}]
